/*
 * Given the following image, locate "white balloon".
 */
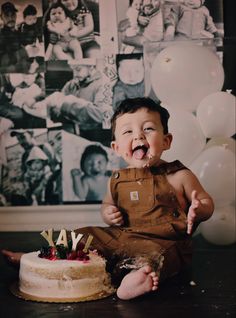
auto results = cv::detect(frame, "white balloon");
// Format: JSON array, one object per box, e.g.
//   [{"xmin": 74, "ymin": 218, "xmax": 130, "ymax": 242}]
[
  {"xmin": 200, "ymin": 205, "xmax": 236, "ymax": 245},
  {"xmin": 162, "ymin": 109, "xmax": 206, "ymax": 166},
  {"xmin": 196, "ymin": 92, "xmax": 236, "ymax": 138},
  {"xmin": 150, "ymin": 43, "xmax": 224, "ymax": 112},
  {"xmin": 205, "ymin": 137, "xmax": 235, "ymax": 154},
  {"xmin": 190, "ymin": 146, "xmax": 235, "ymax": 207}
]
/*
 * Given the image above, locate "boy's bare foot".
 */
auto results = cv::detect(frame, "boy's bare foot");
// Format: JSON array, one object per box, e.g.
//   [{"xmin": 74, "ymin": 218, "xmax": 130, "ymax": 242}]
[
  {"xmin": 117, "ymin": 265, "xmax": 159, "ymax": 300},
  {"xmin": 1, "ymin": 249, "xmax": 23, "ymax": 267}
]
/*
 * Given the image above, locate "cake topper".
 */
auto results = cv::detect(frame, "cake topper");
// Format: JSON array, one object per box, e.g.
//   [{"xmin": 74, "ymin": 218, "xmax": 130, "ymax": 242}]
[
  {"xmin": 40, "ymin": 229, "xmax": 93, "ymax": 253},
  {"xmin": 40, "ymin": 229, "xmax": 55, "ymax": 247}
]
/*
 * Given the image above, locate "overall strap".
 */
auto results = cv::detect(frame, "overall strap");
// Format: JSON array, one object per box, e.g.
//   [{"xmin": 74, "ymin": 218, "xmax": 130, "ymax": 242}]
[{"xmin": 150, "ymin": 160, "xmax": 188, "ymax": 175}]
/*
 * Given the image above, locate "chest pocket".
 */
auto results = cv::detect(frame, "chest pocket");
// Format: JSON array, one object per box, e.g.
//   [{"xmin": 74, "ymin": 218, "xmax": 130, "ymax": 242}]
[{"xmin": 116, "ymin": 177, "xmax": 155, "ymax": 213}]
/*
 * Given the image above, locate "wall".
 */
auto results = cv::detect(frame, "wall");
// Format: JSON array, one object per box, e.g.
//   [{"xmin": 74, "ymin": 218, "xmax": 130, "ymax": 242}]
[{"xmin": 0, "ymin": 0, "xmax": 235, "ymax": 231}]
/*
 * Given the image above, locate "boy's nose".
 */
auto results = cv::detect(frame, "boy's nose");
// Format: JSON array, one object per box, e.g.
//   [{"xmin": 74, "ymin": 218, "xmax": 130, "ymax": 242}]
[{"xmin": 134, "ymin": 133, "xmax": 144, "ymax": 140}]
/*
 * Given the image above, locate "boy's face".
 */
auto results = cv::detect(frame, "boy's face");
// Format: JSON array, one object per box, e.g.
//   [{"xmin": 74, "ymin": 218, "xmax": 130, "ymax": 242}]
[
  {"xmin": 27, "ymin": 160, "xmax": 45, "ymax": 182},
  {"xmin": 24, "ymin": 14, "xmax": 37, "ymax": 26},
  {"xmin": 132, "ymin": 0, "xmax": 142, "ymax": 10},
  {"xmin": 118, "ymin": 59, "xmax": 144, "ymax": 85},
  {"xmin": 50, "ymin": 7, "xmax": 66, "ymax": 23},
  {"xmin": 28, "ymin": 159, "xmax": 45, "ymax": 171},
  {"xmin": 1, "ymin": 11, "xmax": 16, "ymax": 29},
  {"xmin": 111, "ymin": 108, "xmax": 172, "ymax": 168},
  {"xmin": 185, "ymin": 0, "xmax": 202, "ymax": 9},
  {"xmin": 142, "ymin": 0, "xmax": 160, "ymax": 15},
  {"xmin": 83, "ymin": 153, "xmax": 108, "ymax": 176},
  {"xmin": 73, "ymin": 65, "xmax": 92, "ymax": 83}
]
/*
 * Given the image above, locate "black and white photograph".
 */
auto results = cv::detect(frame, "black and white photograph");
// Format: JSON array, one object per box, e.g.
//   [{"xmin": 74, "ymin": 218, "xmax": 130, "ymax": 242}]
[
  {"xmin": 116, "ymin": 0, "xmax": 224, "ymax": 54},
  {"xmin": 112, "ymin": 53, "xmax": 145, "ymax": 110},
  {"xmin": 0, "ymin": 128, "xmax": 62, "ymax": 206},
  {"xmin": 62, "ymin": 132, "xmax": 120, "ymax": 202},
  {"xmin": 0, "ymin": 0, "xmax": 45, "ymax": 73},
  {"xmin": 43, "ymin": 0, "xmax": 102, "ymax": 61},
  {"xmin": 0, "ymin": 0, "xmax": 236, "ymax": 316},
  {"xmin": 44, "ymin": 57, "xmax": 114, "ymax": 146},
  {"xmin": 0, "ymin": 72, "xmax": 47, "ymax": 131}
]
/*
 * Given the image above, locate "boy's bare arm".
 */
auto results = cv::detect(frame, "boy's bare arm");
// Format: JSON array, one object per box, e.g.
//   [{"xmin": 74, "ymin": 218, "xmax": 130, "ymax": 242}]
[
  {"xmin": 71, "ymin": 169, "xmax": 88, "ymax": 200},
  {"xmin": 101, "ymin": 179, "xmax": 124, "ymax": 226},
  {"xmin": 47, "ymin": 21, "xmax": 60, "ymax": 35},
  {"xmin": 181, "ymin": 170, "xmax": 214, "ymax": 234}
]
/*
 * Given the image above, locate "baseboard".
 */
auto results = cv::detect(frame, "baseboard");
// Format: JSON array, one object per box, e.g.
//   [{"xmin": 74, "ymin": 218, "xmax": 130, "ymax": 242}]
[{"xmin": 0, "ymin": 204, "xmax": 105, "ymax": 231}]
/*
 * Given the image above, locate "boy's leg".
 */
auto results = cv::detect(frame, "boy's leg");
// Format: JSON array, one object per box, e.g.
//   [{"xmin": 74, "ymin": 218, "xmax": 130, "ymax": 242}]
[
  {"xmin": 158, "ymin": 239, "xmax": 192, "ymax": 282},
  {"xmin": 76, "ymin": 226, "xmax": 121, "ymax": 260},
  {"xmin": 111, "ymin": 230, "xmax": 192, "ymax": 299},
  {"xmin": 69, "ymin": 39, "xmax": 83, "ymax": 59},
  {"xmin": 1, "ymin": 249, "xmax": 23, "ymax": 267},
  {"xmin": 53, "ymin": 44, "xmax": 72, "ymax": 61},
  {"xmin": 115, "ymin": 239, "xmax": 191, "ymax": 300}
]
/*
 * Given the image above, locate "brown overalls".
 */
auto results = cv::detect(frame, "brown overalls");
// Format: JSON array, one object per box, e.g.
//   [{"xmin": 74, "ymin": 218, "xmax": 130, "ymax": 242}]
[{"xmin": 77, "ymin": 160, "xmax": 192, "ymax": 284}]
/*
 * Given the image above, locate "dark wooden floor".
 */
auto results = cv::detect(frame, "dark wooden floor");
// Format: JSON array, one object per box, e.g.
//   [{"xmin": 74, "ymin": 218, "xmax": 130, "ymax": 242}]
[{"xmin": 0, "ymin": 232, "xmax": 235, "ymax": 318}]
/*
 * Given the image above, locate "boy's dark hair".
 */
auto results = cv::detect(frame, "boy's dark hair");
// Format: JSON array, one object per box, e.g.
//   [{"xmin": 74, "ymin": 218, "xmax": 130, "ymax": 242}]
[
  {"xmin": 80, "ymin": 145, "xmax": 108, "ymax": 173},
  {"xmin": 23, "ymin": 4, "xmax": 37, "ymax": 18},
  {"xmin": 111, "ymin": 97, "xmax": 170, "ymax": 140},
  {"xmin": 49, "ymin": 2, "xmax": 66, "ymax": 14},
  {"xmin": 116, "ymin": 53, "xmax": 143, "ymax": 69}
]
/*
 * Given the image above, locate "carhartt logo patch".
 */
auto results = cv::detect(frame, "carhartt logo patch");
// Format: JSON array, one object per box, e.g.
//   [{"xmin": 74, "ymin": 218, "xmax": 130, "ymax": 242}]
[{"xmin": 130, "ymin": 191, "xmax": 139, "ymax": 201}]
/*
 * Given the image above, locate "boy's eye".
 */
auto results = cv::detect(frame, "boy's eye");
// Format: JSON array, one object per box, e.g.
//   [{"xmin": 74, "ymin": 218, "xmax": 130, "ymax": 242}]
[
  {"xmin": 144, "ymin": 127, "xmax": 155, "ymax": 132},
  {"xmin": 123, "ymin": 130, "xmax": 132, "ymax": 135}
]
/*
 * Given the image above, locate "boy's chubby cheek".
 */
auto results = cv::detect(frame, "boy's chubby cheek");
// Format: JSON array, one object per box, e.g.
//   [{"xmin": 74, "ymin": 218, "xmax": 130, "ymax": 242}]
[{"xmin": 124, "ymin": 152, "xmax": 130, "ymax": 159}]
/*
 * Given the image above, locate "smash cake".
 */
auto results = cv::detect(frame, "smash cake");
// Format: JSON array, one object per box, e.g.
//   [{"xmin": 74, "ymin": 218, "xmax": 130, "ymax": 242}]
[{"xmin": 14, "ymin": 229, "xmax": 115, "ymax": 302}]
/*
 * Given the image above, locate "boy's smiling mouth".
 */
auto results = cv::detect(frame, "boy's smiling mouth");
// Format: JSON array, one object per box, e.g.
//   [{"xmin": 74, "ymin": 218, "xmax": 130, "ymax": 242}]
[{"xmin": 132, "ymin": 145, "xmax": 149, "ymax": 160}]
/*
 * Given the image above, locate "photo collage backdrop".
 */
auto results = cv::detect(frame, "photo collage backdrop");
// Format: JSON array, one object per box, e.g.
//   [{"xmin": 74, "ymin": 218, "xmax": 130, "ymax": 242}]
[{"xmin": 0, "ymin": 0, "xmax": 226, "ymax": 206}]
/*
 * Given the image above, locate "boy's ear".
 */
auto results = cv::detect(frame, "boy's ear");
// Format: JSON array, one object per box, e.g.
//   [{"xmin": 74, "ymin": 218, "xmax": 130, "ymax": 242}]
[
  {"xmin": 163, "ymin": 133, "xmax": 172, "ymax": 150},
  {"xmin": 111, "ymin": 141, "xmax": 120, "ymax": 155}
]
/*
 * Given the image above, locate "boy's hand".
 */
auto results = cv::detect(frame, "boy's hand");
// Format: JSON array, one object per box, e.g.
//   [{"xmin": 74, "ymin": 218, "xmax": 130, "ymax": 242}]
[
  {"xmin": 137, "ymin": 15, "xmax": 150, "ymax": 27},
  {"xmin": 71, "ymin": 168, "xmax": 82, "ymax": 177},
  {"xmin": 103, "ymin": 205, "xmax": 124, "ymax": 226},
  {"xmin": 187, "ymin": 190, "xmax": 201, "ymax": 235},
  {"xmin": 63, "ymin": 32, "xmax": 72, "ymax": 42},
  {"xmin": 69, "ymin": 28, "xmax": 78, "ymax": 37}
]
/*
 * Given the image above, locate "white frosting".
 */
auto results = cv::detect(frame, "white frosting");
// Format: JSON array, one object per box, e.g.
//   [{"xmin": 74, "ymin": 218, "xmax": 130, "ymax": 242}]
[{"xmin": 19, "ymin": 251, "xmax": 113, "ymax": 299}]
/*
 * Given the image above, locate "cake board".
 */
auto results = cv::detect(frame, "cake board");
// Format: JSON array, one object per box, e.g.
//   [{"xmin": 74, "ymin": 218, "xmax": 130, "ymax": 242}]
[{"xmin": 10, "ymin": 281, "xmax": 115, "ymax": 303}]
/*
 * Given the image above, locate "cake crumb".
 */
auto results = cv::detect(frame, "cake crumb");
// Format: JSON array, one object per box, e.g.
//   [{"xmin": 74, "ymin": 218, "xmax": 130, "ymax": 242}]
[
  {"xmin": 59, "ymin": 305, "xmax": 74, "ymax": 312},
  {"xmin": 189, "ymin": 280, "xmax": 197, "ymax": 286}
]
